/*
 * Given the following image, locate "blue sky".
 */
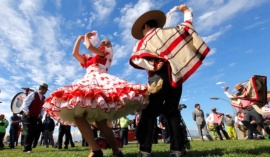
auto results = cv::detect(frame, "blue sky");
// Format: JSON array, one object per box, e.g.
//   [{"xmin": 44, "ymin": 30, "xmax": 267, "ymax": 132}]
[{"xmin": 0, "ymin": 0, "xmax": 270, "ymax": 140}]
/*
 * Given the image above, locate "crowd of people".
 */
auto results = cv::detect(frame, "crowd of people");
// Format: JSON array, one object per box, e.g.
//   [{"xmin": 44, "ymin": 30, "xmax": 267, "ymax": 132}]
[
  {"xmin": 0, "ymin": 3, "xmax": 269, "ymax": 157},
  {"xmin": 0, "ymin": 110, "xmax": 77, "ymax": 152}
]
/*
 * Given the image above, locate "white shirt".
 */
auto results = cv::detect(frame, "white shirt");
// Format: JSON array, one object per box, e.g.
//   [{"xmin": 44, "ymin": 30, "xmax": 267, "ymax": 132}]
[
  {"xmin": 207, "ymin": 113, "xmax": 224, "ymax": 124},
  {"xmin": 234, "ymin": 115, "xmax": 244, "ymax": 125},
  {"xmin": 224, "ymin": 91, "xmax": 241, "ymax": 105},
  {"xmin": 21, "ymin": 92, "xmax": 45, "ymax": 116},
  {"xmin": 184, "ymin": 10, "xmax": 193, "ymax": 22}
]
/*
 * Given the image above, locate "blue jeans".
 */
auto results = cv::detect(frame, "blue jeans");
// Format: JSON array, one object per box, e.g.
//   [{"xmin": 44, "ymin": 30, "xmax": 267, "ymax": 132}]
[{"xmin": 9, "ymin": 129, "xmax": 18, "ymax": 148}]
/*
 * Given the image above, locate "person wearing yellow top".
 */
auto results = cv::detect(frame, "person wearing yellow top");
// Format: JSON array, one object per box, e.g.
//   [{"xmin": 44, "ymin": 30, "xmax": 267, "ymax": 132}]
[{"xmin": 118, "ymin": 116, "xmax": 129, "ymax": 145}]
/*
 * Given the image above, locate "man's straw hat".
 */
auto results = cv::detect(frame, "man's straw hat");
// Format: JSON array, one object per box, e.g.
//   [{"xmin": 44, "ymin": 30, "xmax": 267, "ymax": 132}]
[
  {"xmin": 40, "ymin": 83, "xmax": 48, "ymax": 89},
  {"xmin": 233, "ymin": 83, "xmax": 244, "ymax": 91},
  {"xmin": 131, "ymin": 10, "xmax": 166, "ymax": 40}
]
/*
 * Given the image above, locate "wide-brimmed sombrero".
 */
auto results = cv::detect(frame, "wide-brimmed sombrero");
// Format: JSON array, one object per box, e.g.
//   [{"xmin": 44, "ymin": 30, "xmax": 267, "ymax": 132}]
[
  {"xmin": 233, "ymin": 83, "xmax": 244, "ymax": 91},
  {"xmin": 131, "ymin": 10, "xmax": 166, "ymax": 40}
]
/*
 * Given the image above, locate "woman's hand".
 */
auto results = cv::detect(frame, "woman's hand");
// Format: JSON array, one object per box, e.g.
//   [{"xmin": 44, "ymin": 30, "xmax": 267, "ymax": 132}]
[
  {"xmin": 178, "ymin": 4, "xmax": 189, "ymax": 13},
  {"xmin": 84, "ymin": 32, "xmax": 96, "ymax": 50},
  {"xmin": 85, "ymin": 32, "xmax": 96, "ymax": 39}
]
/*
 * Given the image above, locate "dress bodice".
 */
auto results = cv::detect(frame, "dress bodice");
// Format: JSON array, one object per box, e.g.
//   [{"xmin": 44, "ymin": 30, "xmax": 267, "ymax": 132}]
[{"xmin": 81, "ymin": 46, "xmax": 113, "ymax": 73}]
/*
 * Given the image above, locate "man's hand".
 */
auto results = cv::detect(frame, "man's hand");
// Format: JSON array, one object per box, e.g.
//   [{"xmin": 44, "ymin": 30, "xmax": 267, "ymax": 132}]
[
  {"xmin": 178, "ymin": 4, "xmax": 189, "ymax": 13},
  {"xmin": 155, "ymin": 62, "xmax": 164, "ymax": 71},
  {"xmin": 224, "ymin": 86, "xmax": 229, "ymax": 91},
  {"xmin": 25, "ymin": 112, "xmax": 30, "ymax": 117}
]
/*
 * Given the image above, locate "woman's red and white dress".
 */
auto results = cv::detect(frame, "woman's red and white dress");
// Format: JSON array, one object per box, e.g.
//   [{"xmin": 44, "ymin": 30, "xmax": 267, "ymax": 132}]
[{"xmin": 43, "ymin": 46, "xmax": 148, "ymax": 125}]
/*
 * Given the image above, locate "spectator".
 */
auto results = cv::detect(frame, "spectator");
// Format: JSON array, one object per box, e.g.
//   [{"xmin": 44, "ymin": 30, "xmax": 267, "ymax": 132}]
[
  {"xmin": 0, "ymin": 114, "xmax": 9, "ymax": 150},
  {"xmin": 82, "ymin": 135, "xmax": 89, "ymax": 147},
  {"xmin": 207, "ymin": 108, "xmax": 230, "ymax": 140},
  {"xmin": 261, "ymin": 104, "xmax": 270, "ymax": 138},
  {"xmin": 118, "ymin": 116, "xmax": 129, "ymax": 145},
  {"xmin": 56, "ymin": 123, "xmax": 71, "ymax": 149},
  {"xmin": 224, "ymin": 114, "xmax": 237, "ymax": 139},
  {"xmin": 235, "ymin": 111, "xmax": 247, "ymax": 139},
  {"xmin": 206, "ymin": 113, "xmax": 217, "ymax": 140},
  {"xmin": 9, "ymin": 113, "xmax": 21, "ymax": 149},
  {"xmin": 152, "ymin": 118, "xmax": 160, "ymax": 144},
  {"xmin": 159, "ymin": 114, "xmax": 170, "ymax": 143},
  {"xmin": 39, "ymin": 134, "xmax": 44, "ymax": 146},
  {"xmin": 192, "ymin": 104, "xmax": 213, "ymax": 141},
  {"xmin": 135, "ymin": 111, "xmax": 141, "ymax": 140},
  {"xmin": 68, "ymin": 130, "xmax": 75, "ymax": 148},
  {"xmin": 16, "ymin": 123, "xmax": 22, "ymax": 146},
  {"xmin": 42, "ymin": 113, "xmax": 55, "ymax": 148}
]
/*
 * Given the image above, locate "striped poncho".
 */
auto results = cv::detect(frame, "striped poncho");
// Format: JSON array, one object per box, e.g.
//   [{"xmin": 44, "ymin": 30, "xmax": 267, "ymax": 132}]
[
  {"xmin": 231, "ymin": 75, "xmax": 267, "ymax": 109},
  {"xmin": 130, "ymin": 21, "xmax": 210, "ymax": 87}
]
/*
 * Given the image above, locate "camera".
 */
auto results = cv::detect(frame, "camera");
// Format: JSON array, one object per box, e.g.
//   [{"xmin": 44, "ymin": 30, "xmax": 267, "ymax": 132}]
[{"xmin": 178, "ymin": 104, "xmax": 187, "ymax": 111}]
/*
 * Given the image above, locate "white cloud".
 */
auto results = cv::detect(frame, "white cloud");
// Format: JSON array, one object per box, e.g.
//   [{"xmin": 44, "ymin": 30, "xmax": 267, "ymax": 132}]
[
  {"xmin": 198, "ymin": 11, "xmax": 215, "ymax": 22},
  {"xmin": 18, "ymin": 0, "xmax": 43, "ymax": 19},
  {"xmin": 55, "ymin": 75, "xmax": 66, "ymax": 86},
  {"xmin": 245, "ymin": 49, "xmax": 253, "ymax": 54},
  {"xmin": 192, "ymin": 0, "xmax": 269, "ymax": 32},
  {"xmin": 120, "ymin": 63, "xmax": 135, "ymax": 78},
  {"xmin": 203, "ymin": 31, "xmax": 223, "ymax": 43},
  {"xmin": 207, "ymin": 48, "xmax": 216, "ymax": 57},
  {"xmin": 228, "ymin": 63, "xmax": 236, "ymax": 68},
  {"xmin": 111, "ymin": 44, "xmax": 129, "ymax": 65},
  {"xmin": 93, "ymin": 0, "xmax": 116, "ymax": 19},
  {"xmin": 243, "ymin": 20, "xmax": 268, "ymax": 30},
  {"xmin": 210, "ymin": 73, "xmax": 225, "ymax": 81},
  {"xmin": 181, "ymin": 98, "xmax": 188, "ymax": 102},
  {"xmin": 202, "ymin": 58, "xmax": 215, "ymax": 66},
  {"xmin": 117, "ymin": 0, "xmax": 157, "ymax": 42}
]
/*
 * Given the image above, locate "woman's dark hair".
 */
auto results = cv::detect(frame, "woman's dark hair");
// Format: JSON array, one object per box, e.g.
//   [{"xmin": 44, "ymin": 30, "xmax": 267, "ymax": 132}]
[{"xmin": 141, "ymin": 20, "xmax": 158, "ymax": 30}]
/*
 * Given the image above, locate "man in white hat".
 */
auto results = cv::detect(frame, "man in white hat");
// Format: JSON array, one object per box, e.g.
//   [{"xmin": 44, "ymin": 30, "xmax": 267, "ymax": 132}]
[
  {"xmin": 129, "ymin": 3, "xmax": 211, "ymax": 157},
  {"xmin": 21, "ymin": 83, "xmax": 48, "ymax": 153}
]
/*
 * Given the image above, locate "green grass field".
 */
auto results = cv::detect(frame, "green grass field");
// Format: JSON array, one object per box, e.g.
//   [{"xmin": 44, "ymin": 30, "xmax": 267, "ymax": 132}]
[{"xmin": 1, "ymin": 139, "xmax": 270, "ymax": 157}]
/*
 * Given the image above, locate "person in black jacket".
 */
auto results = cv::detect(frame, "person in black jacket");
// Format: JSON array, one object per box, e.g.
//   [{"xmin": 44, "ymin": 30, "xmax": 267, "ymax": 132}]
[{"xmin": 42, "ymin": 113, "xmax": 55, "ymax": 148}]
